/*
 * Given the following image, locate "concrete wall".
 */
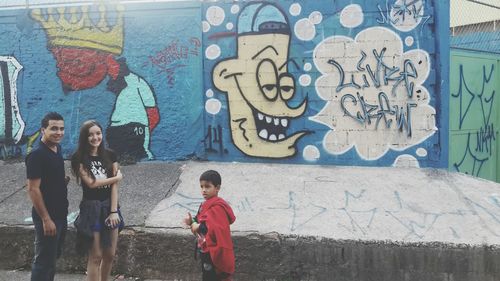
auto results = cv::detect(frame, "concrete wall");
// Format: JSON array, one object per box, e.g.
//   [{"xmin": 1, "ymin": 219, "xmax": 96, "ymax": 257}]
[
  {"xmin": 0, "ymin": 0, "xmax": 449, "ymax": 168},
  {"xmin": 449, "ymin": 50, "xmax": 500, "ymax": 182},
  {"xmin": 2, "ymin": 226, "xmax": 499, "ymax": 281}
]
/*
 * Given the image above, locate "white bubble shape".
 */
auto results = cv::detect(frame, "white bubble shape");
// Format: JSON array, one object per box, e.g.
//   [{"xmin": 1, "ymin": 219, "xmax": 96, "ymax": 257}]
[
  {"xmin": 416, "ymin": 148, "xmax": 428, "ymax": 157},
  {"xmin": 392, "ymin": 154, "xmax": 420, "ymax": 168},
  {"xmin": 202, "ymin": 21, "xmax": 210, "ymax": 33},
  {"xmin": 294, "ymin": 18, "xmax": 316, "ymax": 41},
  {"xmin": 303, "ymin": 145, "xmax": 320, "ymax": 161},
  {"xmin": 206, "ymin": 6, "xmax": 225, "ymax": 26},
  {"xmin": 299, "ymin": 74, "xmax": 311, "ymax": 86},
  {"xmin": 309, "ymin": 11, "xmax": 323, "ymax": 25},
  {"xmin": 230, "ymin": 5, "xmax": 240, "ymax": 14},
  {"xmin": 206, "ymin": 89, "xmax": 214, "ymax": 98},
  {"xmin": 205, "ymin": 44, "xmax": 221, "ymax": 60},
  {"xmin": 205, "ymin": 98, "xmax": 222, "ymax": 115},
  {"xmin": 226, "ymin": 22, "xmax": 234, "ymax": 30},
  {"xmin": 405, "ymin": 36, "xmax": 415, "ymax": 47},
  {"xmin": 304, "ymin": 63, "xmax": 312, "ymax": 71},
  {"xmin": 340, "ymin": 4, "xmax": 363, "ymax": 28},
  {"xmin": 289, "ymin": 3, "xmax": 301, "ymax": 16},
  {"xmin": 311, "ymin": 27, "xmax": 435, "ymax": 160}
]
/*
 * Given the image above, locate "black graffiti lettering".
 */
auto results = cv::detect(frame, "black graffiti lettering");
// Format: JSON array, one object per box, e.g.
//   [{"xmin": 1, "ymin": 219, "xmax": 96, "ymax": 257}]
[
  {"xmin": 330, "ymin": 48, "xmax": 419, "ymax": 99},
  {"xmin": 341, "ymin": 91, "xmax": 416, "ymax": 136},
  {"xmin": 340, "ymin": 94, "xmax": 363, "ymax": 123},
  {"xmin": 375, "ymin": 92, "xmax": 395, "ymax": 129},
  {"xmin": 392, "ymin": 59, "xmax": 417, "ymax": 97},
  {"xmin": 327, "ymin": 59, "xmax": 361, "ymax": 93},
  {"xmin": 356, "ymin": 51, "xmax": 367, "ymax": 71},
  {"xmin": 395, "ymin": 102, "xmax": 417, "ymax": 137},
  {"xmin": 377, "ymin": 0, "xmax": 431, "ymax": 33},
  {"xmin": 204, "ymin": 125, "xmax": 227, "ymax": 154},
  {"xmin": 476, "ymin": 123, "xmax": 496, "ymax": 155},
  {"xmin": 452, "ymin": 63, "xmax": 496, "ymax": 177}
]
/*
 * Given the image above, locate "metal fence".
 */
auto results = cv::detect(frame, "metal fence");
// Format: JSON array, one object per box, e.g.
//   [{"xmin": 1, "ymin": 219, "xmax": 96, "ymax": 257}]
[{"xmin": 450, "ymin": 0, "xmax": 500, "ymax": 53}]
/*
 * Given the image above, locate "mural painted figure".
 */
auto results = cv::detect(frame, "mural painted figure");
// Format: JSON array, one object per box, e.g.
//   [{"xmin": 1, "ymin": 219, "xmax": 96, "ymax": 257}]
[
  {"xmin": 0, "ymin": 56, "xmax": 24, "ymax": 145},
  {"xmin": 212, "ymin": 2, "xmax": 308, "ymax": 158},
  {"xmin": 31, "ymin": 4, "xmax": 159, "ymax": 161}
]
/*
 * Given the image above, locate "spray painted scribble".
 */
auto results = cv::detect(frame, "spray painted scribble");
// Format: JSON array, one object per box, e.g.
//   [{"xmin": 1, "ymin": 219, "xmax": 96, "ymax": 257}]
[
  {"xmin": 144, "ymin": 38, "xmax": 201, "ymax": 88},
  {"xmin": 451, "ymin": 61, "xmax": 497, "ymax": 179},
  {"xmin": 377, "ymin": 0, "xmax": 431, "ymax": 32},
  {"xmin": 312, "ymin": 27, "xmax": 436, "ymax": 160}
]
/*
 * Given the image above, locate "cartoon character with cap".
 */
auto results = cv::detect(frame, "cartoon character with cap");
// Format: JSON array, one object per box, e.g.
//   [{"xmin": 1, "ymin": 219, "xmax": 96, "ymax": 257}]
[{"xmin": 212, "ymin": 2, "xmax": 308, "ymax": 159}]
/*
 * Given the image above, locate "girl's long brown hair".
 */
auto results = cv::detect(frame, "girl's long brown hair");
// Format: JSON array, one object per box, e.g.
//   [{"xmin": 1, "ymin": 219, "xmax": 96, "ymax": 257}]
[{"xmin": 71, "ymin": 120, "xmax": 114, "ymax": 184}]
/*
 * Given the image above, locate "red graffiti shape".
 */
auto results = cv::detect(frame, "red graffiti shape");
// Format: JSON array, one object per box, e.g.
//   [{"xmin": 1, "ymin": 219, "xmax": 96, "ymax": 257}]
[{"xmin": 51, "ymin": 47, "xmax": 110, "ymax": 91}]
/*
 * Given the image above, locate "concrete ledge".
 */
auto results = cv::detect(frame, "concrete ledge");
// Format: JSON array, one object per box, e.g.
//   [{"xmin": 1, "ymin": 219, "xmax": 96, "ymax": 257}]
[{"xmin": 2, "ymin": 225, "xmax": 499, "ymax": 281}]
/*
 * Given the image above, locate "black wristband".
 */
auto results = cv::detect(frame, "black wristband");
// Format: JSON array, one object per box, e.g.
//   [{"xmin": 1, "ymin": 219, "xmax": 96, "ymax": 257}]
[{"xmin": 110, "ymin": 211, "xmax": 118, "ymax": 214}]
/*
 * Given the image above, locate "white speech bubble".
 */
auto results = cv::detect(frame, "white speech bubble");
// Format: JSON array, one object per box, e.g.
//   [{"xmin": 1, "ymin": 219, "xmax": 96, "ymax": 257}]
[{"xmin": 311, "ymin": 27, "xmax": 436, "ymax": 160}]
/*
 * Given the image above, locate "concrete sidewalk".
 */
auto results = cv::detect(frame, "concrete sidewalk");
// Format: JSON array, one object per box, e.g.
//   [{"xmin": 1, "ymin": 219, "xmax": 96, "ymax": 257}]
[{"xmin": 1, "ymin": 160, "xmax": 500, "ymax": 280}]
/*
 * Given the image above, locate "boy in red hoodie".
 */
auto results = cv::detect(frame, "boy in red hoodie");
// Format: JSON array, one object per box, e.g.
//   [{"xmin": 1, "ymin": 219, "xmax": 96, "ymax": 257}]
[{"xmin": 183, "ymin": 170, "xmax": 236, "ymax": 281}]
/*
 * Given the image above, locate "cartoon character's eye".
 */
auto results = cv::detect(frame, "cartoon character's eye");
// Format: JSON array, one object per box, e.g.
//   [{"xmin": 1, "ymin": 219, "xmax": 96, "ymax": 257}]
[
  {"xmin": 279, "ymin": 74, "xmax": 295, "ymax": 100},
  {"xmin": 263, "ymin": 85, "xmax": 277, "ymax": 91},
  {"xmin": 257, "ymin": 59, "xmax": 279, "ymax": 101}
]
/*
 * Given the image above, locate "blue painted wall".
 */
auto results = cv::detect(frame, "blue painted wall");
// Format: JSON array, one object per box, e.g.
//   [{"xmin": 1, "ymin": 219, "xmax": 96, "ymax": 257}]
[
  {"xmin": 202, "ymin": 0, "xmax": 449, "ymax": 167},
  {"xmin": 0, "ymin": 0, "xmax": 449, "ymax": 168},
  {"xmin": 0, "ymin": 1, "xmax": 203, "ymax": 161}
]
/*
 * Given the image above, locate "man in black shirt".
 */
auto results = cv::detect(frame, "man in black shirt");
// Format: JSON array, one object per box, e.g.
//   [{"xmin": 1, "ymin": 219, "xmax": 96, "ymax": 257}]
[{"xmin": 26, "ymin": 112, "xmax": 69, "ymax": 281}]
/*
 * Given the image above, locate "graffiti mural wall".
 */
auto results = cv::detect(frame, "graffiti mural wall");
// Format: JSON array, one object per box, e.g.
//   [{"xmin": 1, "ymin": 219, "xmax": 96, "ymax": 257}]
[
  {"xmin": 202, "ymin": 0, "xmax": 449, "ymax": 167},
  {"xmin": 0, "ymin": 1, "xmax": 203, "ymax": 161},
  {"xmin": 450, "ymin": 50, "xmax": 499, "ymax": 182},
  {"xmin": 0, "ymin": 0, "xmax": 449, "ymax": 169}
]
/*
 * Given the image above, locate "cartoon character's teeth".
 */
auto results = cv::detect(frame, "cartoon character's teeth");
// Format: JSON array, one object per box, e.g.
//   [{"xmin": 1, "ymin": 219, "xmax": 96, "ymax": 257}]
[
  {"xmin": 274, "ymin": 118, "xmax": 279, "ymax": 126},
  {"xmin": 259, "ymin": 129, "xmax": 268, "ymax": 139},
  {"xmin": 258, "ymin": 113, "xmax": 264, "ymax": 120},
  {"xmin": 281, "ymin": 118, "xmax": 288, "ymax": 127},
  {"xmin": 269, "ymin": 134, "xmax": 277, "ymax": 141},
  {"xmin": 278, "ymin": 134, "xmax": 285, "ymax": 140},
  {"xmin": 265, "ymin": 116, "xmax": 272, "ymax": 123}
]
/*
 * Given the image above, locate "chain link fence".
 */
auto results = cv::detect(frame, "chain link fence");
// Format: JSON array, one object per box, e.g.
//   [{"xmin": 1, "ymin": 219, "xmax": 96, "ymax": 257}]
[{"xmin": 451, "ymin": 0, "xmax": 500, "ymax": 53}]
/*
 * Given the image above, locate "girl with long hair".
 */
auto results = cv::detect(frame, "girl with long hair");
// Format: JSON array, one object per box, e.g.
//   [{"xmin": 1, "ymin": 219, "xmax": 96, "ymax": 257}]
[{"xmin": 71, "ymin": 120, "xmax": 123, "ymax": 281}]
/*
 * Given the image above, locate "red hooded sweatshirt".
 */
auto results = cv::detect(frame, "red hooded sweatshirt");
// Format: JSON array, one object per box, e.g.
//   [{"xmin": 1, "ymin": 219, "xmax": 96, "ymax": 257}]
[{"xmin": 197, "ymin": 196, "xmax": 236, "ymax": 276}]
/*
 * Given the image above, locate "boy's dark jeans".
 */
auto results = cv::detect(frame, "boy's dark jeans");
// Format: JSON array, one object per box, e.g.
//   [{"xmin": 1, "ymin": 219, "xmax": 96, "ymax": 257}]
[
  {"xmin": 200, "ymin": 252, "xmax": 230, "ymax": 281},
  {"xmin": 31, "ymin": 217, "xmax": 67, "ymax": 281},
  {"xmin": 201, "ymin": 251, "xmax": 218, "ymax": 281}
]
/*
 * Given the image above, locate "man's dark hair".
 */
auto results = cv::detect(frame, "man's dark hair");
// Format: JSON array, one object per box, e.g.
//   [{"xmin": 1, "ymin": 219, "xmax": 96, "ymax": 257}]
[
  {"xmin": 200, "ymin": 170, "xmax": 221, "ymax": 187},
  {"xmin": 41, "ymin": 112, "xmax": 64, "ymax": 128}
]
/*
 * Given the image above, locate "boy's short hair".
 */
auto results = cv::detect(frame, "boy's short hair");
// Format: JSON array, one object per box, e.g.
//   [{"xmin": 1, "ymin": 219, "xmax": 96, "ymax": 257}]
[
  {"xmin": 200, "ymin": 170, "xmax": 221, "ymax": 187},
  {"xmin": 41, "ymin": 112, "xmax": 64, "ymax": 128}
]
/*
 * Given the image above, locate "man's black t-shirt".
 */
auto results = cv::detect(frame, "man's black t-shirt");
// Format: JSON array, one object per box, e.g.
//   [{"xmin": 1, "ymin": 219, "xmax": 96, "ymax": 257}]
[
  {"xmin": 26, "ymin": 142, "xmax": 68, "ymax": 220},
  {"xmin": 81, "ymin": 150, "xmax": 118, "ymax": 201}
]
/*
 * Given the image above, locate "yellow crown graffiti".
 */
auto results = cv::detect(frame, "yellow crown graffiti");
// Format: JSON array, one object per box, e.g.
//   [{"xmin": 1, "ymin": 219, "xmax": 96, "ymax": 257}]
[{"xmin": 31, "ymin": 4, "xmax": 124, "ymax": 55}]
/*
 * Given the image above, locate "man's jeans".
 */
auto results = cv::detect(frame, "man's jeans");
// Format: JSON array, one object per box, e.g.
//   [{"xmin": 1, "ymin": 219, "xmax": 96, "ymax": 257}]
[{"xmin": 31, "ymin": 217, "xmax": 67, "ymax": 281}]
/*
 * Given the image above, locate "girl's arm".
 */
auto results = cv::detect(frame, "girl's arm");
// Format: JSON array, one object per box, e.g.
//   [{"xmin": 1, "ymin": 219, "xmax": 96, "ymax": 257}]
[
  {"xmin": 107, "ymin": 162, "xmax": 121, "ymax": 228},
  {"xmin": 78, "ymin": 163, "xmax": 122, "ymax": 189}
]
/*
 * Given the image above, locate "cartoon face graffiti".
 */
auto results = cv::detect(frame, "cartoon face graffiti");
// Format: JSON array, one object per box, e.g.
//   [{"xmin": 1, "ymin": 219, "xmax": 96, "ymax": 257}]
[{"xmin": 212, "ymin": 2, "xmax": 307, "ymax": 158}]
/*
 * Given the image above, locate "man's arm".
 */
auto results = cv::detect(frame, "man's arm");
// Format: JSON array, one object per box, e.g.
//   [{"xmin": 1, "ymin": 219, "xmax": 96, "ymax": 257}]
[{"xmin": 27, "ymin": 178, "xmax": 56, "ymax": 236}]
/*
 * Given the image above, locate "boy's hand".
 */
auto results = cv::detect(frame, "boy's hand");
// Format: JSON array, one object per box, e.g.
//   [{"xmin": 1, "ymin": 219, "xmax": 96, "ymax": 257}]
[
  {"xmin": 115, "ymin": 170, "xmax": 123, "ymax": 181},
  {"xmin": 182, "ymin": 212, "xmax": 192, "ymax": 228}
]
